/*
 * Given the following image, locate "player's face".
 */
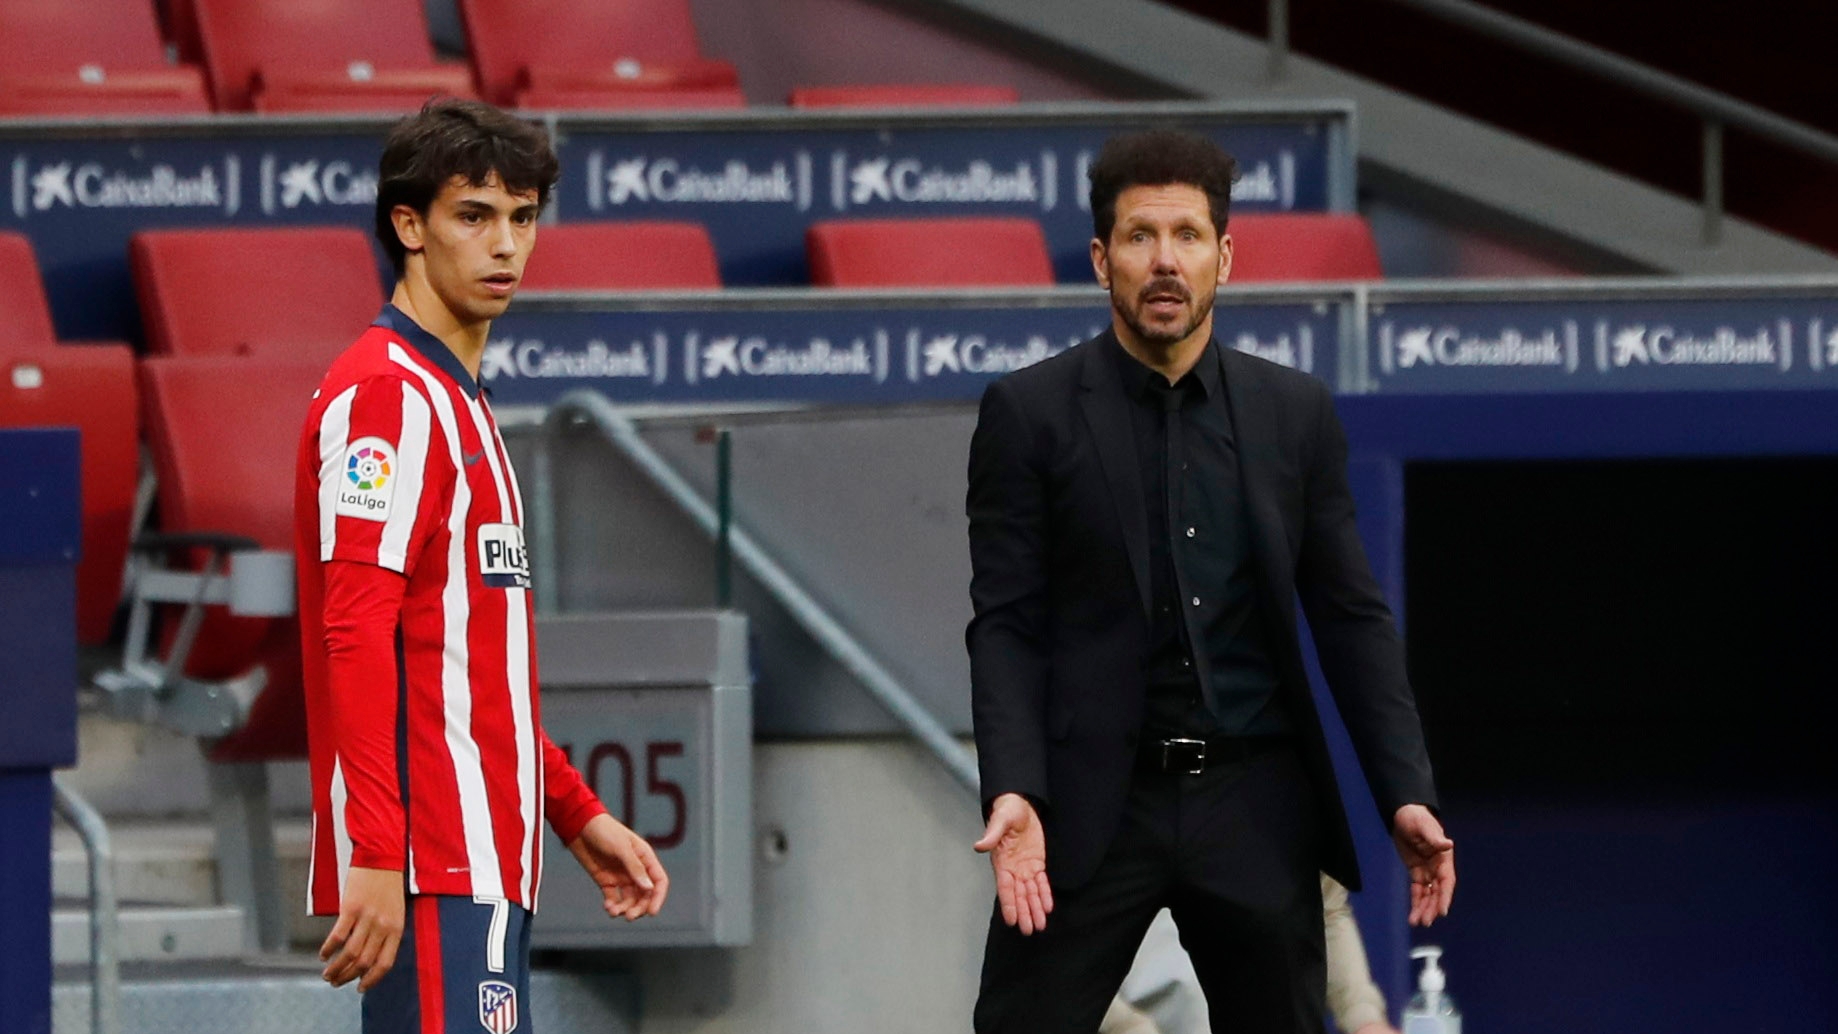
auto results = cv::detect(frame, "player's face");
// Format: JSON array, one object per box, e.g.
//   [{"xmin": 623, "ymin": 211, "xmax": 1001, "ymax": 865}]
[
  {"xmin": 407, "ymin": 173, "xmax": 540, "ymax": 325},
  {"xmin": 1091, "ymin": 183, "xmax": 1232, "ymax": 353}
]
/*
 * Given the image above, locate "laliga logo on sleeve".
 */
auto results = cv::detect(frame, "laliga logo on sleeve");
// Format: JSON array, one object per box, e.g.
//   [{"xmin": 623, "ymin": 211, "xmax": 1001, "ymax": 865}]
[
  {"xmin": 478, "ymin": 979, "xmax": 518, "ymax": 1033},
  {"xmin": 335, "ymin": 437, "xmax": 396, "ymax": 522}
]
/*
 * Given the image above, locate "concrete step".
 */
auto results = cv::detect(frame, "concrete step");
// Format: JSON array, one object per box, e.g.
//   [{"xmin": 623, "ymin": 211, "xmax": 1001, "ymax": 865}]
[
  {"xmin": 53, "ymin": 957, "xmax": 638, "ymax": 1034},
  {"xmin": 53, "ymin": 903, "xmax": 248, "ymax": 966},
  {"xmin": 53, "ymin": 817, "xmax": 332, "ymax": 949}
]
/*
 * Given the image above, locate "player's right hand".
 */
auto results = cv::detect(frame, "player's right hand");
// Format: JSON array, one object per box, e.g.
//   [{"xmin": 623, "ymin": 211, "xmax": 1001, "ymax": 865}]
[
  {"xmin": 974, "ymin": 793, "xmax": 1054, "ymax": 935},
  {"xmin": 321, "ymin": 866, "xmax": 406, "ymax": 992}
]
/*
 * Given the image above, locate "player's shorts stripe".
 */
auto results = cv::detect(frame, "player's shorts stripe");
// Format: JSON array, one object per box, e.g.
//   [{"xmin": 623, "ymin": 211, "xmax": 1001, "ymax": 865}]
[
  {"xmin": 465, "ymin": 397, "xmax": 539, "ymax": 904},
  {"xmin": 414, "ymin": 897, "xmax": 444, "ymax": 1034},
  {"xmin": 389, "ymin": 342, "xmax": 505, "ymax": 899},
  {"xmin": 377, "ymin": 385, "xmax": 433, "ymax": 573},
  {"xmin": 316, "ymin": 385, "xmax": 357, "ymax": 561}
]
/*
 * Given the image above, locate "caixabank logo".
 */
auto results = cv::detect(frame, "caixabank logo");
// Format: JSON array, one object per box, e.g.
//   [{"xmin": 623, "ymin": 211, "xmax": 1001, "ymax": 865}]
[
  {"xmin": 584, "ymin": 151, "xmax": 814, "ymax": 212},
  {"xmin": 1378, "ymin": 321, "xmax": 1580, "ymax": 376},
  {"xmin": 1594, "ymin": 320, "xmax": 1792, "ymax": 374},
  {"xmin": 1808, "ymin": 318, "xmax": 1838, "ymax": 372},
  {"xmin": 832, "ymin": 150, "xmax": 1057, "ymax": 211},
  {"xmin": 1075, "ymin": 150, "xmax": 1297, "ymax": 211},
  {"xmin": 683, "ymin": 331, "xmax": 889, "ymax": 385},
  {"xmin": 480, "ymin": 334, "xmax": 669, "ymax": 385},
  {"xmin": 905, "ymin": 330, "xmax": 1089, "ymax": 381},
  {"xmin": 259, "ymin": 154, "xmax": 378, "ymax": 214},
  {"xmin": 11, "ymin": 154, "xmax": 240, "ymax": 219},
  {"xmin": 1227, "ymin": 328, "xmax": 1314, "ymax": 372}
]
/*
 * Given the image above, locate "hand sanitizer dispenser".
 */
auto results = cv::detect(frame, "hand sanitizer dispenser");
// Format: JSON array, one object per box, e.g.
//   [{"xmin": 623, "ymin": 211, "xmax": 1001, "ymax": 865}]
[{"xmin": 1403, "ymin": 946, "xmax": 1462, "ymax": 1034}]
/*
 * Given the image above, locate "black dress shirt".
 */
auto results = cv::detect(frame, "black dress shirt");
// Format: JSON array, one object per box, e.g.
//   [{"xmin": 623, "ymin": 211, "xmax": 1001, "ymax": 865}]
[{"xmin": 1112, "ymin": 338, "xmax": 1288, "ymax": 739}]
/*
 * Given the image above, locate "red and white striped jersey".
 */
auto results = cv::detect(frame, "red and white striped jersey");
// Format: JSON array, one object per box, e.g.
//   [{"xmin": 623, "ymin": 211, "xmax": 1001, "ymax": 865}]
[{"xmin": 294, "ymin": 304, "xmax": 602, "ymax": 916}]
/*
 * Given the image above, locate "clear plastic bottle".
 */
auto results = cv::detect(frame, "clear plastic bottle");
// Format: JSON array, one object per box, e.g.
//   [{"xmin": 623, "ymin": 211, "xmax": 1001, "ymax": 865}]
[{"xmin": 1402, "ymin": 946, "xmax": 1462, "ymax": 1034}]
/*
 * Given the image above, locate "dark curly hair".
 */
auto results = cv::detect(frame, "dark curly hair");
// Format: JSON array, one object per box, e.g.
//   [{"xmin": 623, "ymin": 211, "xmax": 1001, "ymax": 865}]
[
  {"xmin": 1087, "ymin": 129, "xmax": 1238, "ymax": 242},
  {"xmin": 374, "ymin": 98, "xmax": 560, "ymax": 275}
]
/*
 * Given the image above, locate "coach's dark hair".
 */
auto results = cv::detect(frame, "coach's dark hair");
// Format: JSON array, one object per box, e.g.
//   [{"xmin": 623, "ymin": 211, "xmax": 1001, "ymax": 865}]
[
  {"xmin": 374, "ymin": 97, "xmax": 560, "ymax": 275},
  {"xmin": 1087, "ymin": 129, "xmax": 1238, "ymax": 242}
]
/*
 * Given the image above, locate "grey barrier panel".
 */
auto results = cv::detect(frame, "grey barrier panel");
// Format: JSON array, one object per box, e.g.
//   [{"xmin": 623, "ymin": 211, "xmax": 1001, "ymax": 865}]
[
  {"xmin": 1364, "ymin": 276, "xmax": 1838, "ymax": 394},
  {"xmin": 534, "ymin": 611, "xmax": 753, "ymax": 948},
  {"xmin": 0, "ymin": 101, "xmax": 1354, "ymax": 342},
  {"xmin": 487, "ymin": 284, "xmax": 1353, "ymax": 406}
]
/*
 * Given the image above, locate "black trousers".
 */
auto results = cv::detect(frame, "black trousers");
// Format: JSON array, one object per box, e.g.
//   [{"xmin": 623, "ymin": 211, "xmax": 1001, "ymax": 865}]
[{"xmin": 974, "ymin": 746, "xmax": 1327, "ymax": 1034}]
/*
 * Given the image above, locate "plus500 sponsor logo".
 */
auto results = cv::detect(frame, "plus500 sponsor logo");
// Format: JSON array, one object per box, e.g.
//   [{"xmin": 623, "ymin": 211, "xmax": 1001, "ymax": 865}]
[
  {"xmin": 260, "ymin": 155, "xmax": 377, "ymax": 214},
  {"xmin": 12, "ymin": 156, "xmax": 238, "ymax": 217}
]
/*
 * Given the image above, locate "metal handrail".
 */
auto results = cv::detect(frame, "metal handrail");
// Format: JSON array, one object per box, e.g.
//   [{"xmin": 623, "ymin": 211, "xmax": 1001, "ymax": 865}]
[
  {"xmin": 52, "ymin": 775, "xmax": 121, "ymax": 1034},
  {"xmin": 1268, "ymin": 0, "xmax": 1838, "ymax": 244},
  {"xmin": 533, "ymin": 391, "xmax": 981, "ymax": 798}
]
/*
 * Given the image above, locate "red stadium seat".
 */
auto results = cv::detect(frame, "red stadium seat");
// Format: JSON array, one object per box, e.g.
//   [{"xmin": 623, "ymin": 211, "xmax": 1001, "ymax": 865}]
[
  {"xmin": 138, "ymin": 355, "xmax": 323, "ymax": 759},
  {"xmin": 163, "ymin": 0, "xmax": 206, "ymax": 64},
  {"xmin": 806, "ymin": 218, "xmax": 1055, "ymax": 288},
  {"xmin": 521, "ymin": 222, "xmax": 722, "ymax": 291},
  {"xmin": 131, "ymin": 227, "xmax": 384, "ymax": 362},
  {"xmin": 1225, "ymin": 213, "xmax": 1384, "ymax": 282},
  {"xmin": 1, "ymin": 346, "xmax": 139, "ymax": 646},
  {"xmin": 788, "ymin": 84, "xmax": 1019, "ymax": 109},
  {"xmin": 513, "ymin": 85, "xmax": 746, "ymax": 112},
  {"xmin": 192, "ymin": 0, "xmax": 474, "ymax": 112},
  {"xmin": 458, "ymin": 0, "xmax": 740, "ymax": 110},
  {"xmin": 0, "ymin": 0, "xmax": 210, "ymax": 116},
  {"xmin": 0, "ymin": 233, "xmax": 58, "ymax": 347}
]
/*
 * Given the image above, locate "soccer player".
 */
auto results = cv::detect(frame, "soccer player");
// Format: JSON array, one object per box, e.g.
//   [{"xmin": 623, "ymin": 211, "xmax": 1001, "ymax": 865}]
[{"xmin": 293, "ymin": 98, "xmax": 669, "ymax": 1033}]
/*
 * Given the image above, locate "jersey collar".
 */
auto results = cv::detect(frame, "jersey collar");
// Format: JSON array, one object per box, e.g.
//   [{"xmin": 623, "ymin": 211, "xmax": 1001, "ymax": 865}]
[{"xmin": 374, "ymin": 304, "xmax": 482, "ymax": 400}]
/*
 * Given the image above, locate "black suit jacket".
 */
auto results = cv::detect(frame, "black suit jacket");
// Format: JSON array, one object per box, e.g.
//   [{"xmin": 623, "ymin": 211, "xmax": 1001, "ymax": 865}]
[{"xmin": 966, "ymin": 330, "xmax": 1438, "ymax": 892}]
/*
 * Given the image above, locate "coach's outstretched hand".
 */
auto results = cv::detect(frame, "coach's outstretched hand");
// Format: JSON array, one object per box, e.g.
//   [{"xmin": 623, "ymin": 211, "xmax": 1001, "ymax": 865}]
[
  {"xmin": 569, "ymin": 813, "xmax": 670, "ymax": 921},
  {"xmin": 321, "ymin": 866, "xmax": 405, "ymax": 991},
  {"xmin": 1392, "ymin": 804, "xmax": 1455, "ymax": 927},
  {"xmin": 975, "ymin": 792, "xmax": 1055, "ymax": 936}
]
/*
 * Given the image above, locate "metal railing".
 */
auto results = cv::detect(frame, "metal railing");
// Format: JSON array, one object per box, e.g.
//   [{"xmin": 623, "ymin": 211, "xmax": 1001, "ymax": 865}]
[
  {"xmin": 52, "ymin": 776, "xmax": 121, "ymax": 1034},
  {"xmin": 529, "ymin": 391, "xmax": 981, "ymax": 798},
  {"xmin": 1265, "ymin": 0, "xmax": 1838, "ymax": 245}
]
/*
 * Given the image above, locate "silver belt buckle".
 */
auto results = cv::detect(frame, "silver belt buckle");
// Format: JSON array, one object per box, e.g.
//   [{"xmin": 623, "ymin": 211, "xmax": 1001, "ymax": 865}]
[{"xmin": 1164, "ymin": 737, "xmax": 1207, "ymax": 775}]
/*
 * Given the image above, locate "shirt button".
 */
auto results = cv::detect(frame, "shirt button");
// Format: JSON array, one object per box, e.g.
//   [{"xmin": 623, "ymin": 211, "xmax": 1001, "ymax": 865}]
[
  {"xmin": 1191, "ymin": 596, "xmax": 1201, "ymax": 607},
  {"xmin": 1181, "ymin": 658, "xmax": 1192, "ymax": 668},
  {"xmin": 1186, "ymin": 526, "xmax": 1196, "ymax": 538}
]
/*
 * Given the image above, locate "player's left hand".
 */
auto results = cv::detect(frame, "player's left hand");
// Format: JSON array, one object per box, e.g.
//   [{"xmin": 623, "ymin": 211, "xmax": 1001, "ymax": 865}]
[
  {"xmin": 568, "ymin": 813, "xmax": 669, "ymax": 921},
  {"xmin": 1392, "ymin": 804, "xmax": 1455, "ymax": 927}
]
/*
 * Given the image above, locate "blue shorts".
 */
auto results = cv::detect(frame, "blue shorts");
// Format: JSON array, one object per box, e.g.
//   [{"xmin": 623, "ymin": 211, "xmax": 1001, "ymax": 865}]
[{"xmin": 363, "ymin": 895, "xmax": 533, "ymax": 1034}]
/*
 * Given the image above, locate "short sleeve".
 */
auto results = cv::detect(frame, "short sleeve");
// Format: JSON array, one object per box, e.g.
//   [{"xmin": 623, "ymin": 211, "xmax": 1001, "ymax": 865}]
[{"xmin": 312, "ymin": 375, "xmax": 444, "ymax": 575}]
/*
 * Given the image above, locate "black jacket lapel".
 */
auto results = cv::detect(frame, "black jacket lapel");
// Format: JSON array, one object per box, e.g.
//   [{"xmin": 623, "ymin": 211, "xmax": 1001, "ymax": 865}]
[
  {"xmin": 1078, "ymin": 333, "xmax": 1153, "ymax": 621},
  {"xmin": 1222, "ymin": 349, "xmax": 1298, "ymax": 639}
]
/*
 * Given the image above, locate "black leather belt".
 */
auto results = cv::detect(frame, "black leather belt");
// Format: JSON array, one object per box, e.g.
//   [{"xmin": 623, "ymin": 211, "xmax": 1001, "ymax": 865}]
[{"xmin": 1138, "ymin": 735, "xmax": 1287, "ymax": 775}]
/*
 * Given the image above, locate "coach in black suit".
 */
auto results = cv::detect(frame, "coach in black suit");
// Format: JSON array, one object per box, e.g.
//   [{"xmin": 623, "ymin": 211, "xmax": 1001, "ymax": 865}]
[{"xmin": 967, "ymin": 131, "xmax": 1455, "ymax": 1034}]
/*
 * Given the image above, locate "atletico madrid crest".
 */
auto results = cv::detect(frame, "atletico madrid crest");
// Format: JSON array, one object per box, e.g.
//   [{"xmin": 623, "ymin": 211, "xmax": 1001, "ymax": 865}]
[{"xmin": 478, "ymin": 979, "xmax": 518, "ymax": 1033}]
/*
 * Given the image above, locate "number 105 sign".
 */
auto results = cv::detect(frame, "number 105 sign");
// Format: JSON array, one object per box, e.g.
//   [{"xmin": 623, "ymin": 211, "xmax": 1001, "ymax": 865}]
[{"xmin": 531, "ymin": 612, "xmax": 753, "ymax": 948}]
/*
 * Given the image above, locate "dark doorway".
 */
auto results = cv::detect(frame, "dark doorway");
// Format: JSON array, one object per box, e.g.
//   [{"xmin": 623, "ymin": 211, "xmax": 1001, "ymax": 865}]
[{"xmin": 1403, "ymin": 459, "xmax": 1838, "ymax": 1033}]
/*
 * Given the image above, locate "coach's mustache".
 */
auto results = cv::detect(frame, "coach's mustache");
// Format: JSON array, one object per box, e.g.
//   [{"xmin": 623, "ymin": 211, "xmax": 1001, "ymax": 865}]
[{"xmin": 1138, "ymin": 278, "xmax": 1190, "ymax": 303}]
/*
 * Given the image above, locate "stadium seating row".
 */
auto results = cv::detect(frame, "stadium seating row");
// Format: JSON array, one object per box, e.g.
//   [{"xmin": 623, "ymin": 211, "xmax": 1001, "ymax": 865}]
[{"xmin": 0, "ymin": 0, "xmax": 1016, "ymax": 115}]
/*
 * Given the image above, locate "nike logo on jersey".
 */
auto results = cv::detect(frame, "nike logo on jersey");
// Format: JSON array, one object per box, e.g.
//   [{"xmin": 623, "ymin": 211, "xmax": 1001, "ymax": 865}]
[{"xmin": 464, "ymin": 449, "xmax": 488, "ymax": 466}]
